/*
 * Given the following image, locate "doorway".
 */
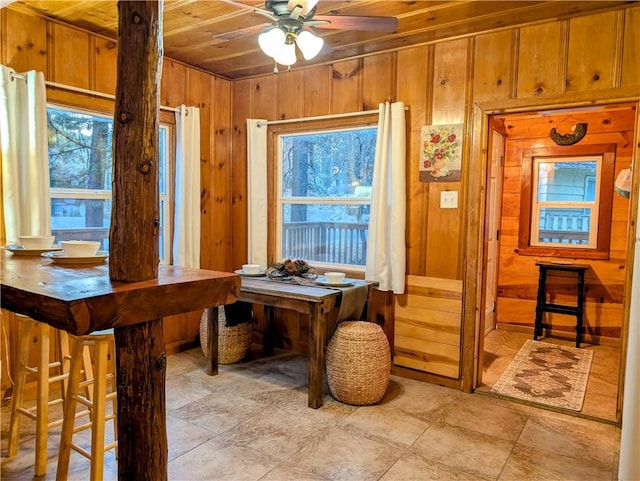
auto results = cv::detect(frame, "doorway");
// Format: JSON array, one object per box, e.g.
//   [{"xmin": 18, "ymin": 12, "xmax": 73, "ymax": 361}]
[{"xmin": 474, "ymin": 103, "xmax": 636, "ymax": 423}]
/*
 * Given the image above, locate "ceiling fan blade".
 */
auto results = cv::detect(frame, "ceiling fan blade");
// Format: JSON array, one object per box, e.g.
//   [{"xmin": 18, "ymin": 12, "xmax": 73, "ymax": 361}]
[
  {"xmin": 218, "ymin": 0, "xmax": 277, "ymax": 21},
  {"xmin": 212, "ymin": 22, "xmax": 269, "ymax": 42},
  {"xmin": 313, "ymin": 15, "xmax": 397, "ymax": 33},
  {"xmin": 287, "ymin": 0, "xmax": 319, "ymax": 18}
]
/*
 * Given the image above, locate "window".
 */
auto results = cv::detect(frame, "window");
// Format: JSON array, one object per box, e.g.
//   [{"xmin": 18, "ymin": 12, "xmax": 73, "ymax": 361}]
[
  {"xmin": 276, "ymin": 126, "xmax": 377, "ymax": 270},
  {"xmin": 47, "ymin": 106, "xmax": 172, "ymax": 262},
  {"xmin": 518, "ymin": 144, "xmax": 615, "ymax": 259}
]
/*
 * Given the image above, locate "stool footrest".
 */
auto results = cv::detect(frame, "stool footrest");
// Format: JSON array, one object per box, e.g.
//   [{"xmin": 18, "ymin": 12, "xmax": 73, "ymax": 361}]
[
  {"xmin": 49, "ymin": 372, "xmax": 69, "ymax": 383},
  {"xmin": 16, "ymin": 395, "xmax": 64, "ymax": 420},
  {"xmin": 70, "ymin": 443, "xmax": 92, "ymax": 460},
  {"xmin": 541, "ymin": 303, "xmax": 579, "ymax": 315}
]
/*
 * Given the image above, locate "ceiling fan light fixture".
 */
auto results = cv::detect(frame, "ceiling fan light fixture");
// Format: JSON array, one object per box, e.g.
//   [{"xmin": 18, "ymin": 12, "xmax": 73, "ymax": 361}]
[
  {"xmin": 296, "ymin": 30, "xmax": 323, "ymax": 60},
  {"xmin": 258, "ymin": 27, "xmax": 286, "ymax": 58},
  {"xmin": 273, "ymin": 40, "xmax": 297, "ymax": 66}
]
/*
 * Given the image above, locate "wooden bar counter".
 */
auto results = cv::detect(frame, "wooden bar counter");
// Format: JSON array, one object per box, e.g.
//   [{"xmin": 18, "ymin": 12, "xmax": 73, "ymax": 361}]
[
  {"xmin": 1, "ymin": 253, "xmax": 239, "ymax": 335},
  {"xmin": 1, "ymin": 252, "xmax": 240, "ymax": 479}
]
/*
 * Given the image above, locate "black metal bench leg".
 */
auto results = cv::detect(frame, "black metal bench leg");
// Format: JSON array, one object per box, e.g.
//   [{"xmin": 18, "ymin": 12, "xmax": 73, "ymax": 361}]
[
  {"xmin": 576, "ymin": 271, "xmax": 586, "ymax": 348},
  {"xmin": 534, "ymin": 267, "xmax": 547, "ymax": 341}
]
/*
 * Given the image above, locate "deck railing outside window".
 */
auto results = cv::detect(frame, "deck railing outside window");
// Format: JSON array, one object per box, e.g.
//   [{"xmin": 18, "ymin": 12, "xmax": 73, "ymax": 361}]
[{"xmin": 282, "ymin": 221, "xmax": 367, "ymax": 266}]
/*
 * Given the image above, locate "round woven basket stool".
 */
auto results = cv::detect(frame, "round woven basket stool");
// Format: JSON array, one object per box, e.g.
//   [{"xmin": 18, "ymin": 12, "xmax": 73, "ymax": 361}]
[
  {"xmin": 200, "ymin": 307, "xmax": 253, "ymax": 364},
  {"xmin": 326, "ymin": 321, "xmax": 391, "ymax": 405}
]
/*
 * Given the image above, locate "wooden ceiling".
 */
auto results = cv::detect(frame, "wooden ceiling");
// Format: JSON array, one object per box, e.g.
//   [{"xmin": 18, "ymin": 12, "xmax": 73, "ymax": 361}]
[{"xmin": 7, "ymin": 0, "xmax": 634, "ymax": 80}]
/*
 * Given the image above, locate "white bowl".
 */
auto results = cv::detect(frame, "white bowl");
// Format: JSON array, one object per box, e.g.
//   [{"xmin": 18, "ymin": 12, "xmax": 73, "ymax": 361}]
[
  {"xmin": 18, "ymin": 235, "xmax": 55, "ymax": 249},
  {"xmin": 324, "ymin": 271, "xmax": 346, "ymax": 284},
  {"xmin": 61, "ymin": 240, "xmax": 101, "ymax": 257},
  {"xmin": 242, "ymin": 263, "xmax": 262, "ymax": 274}
]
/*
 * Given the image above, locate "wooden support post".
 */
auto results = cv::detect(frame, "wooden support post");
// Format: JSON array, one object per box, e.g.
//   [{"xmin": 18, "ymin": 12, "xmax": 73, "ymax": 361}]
[
  {"xmin": 110, "ymin": 0, "xmax": 163, "ymax": 282},
  {"xmin": 114, "ymin": 320, "xmax": 167, "ymax": 480},
  {"xmin": 110, "ymin": 1, "xmax": 166, "ymax": 480}
]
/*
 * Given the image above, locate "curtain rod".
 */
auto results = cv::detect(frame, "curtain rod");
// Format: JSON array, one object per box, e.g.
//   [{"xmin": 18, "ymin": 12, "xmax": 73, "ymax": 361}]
[
  {"xmin": 9, "ymin": 71, "xmax": 181, "ymax": 113},
  {"xmin": 257, "ymin": 105, "xmax": 409, "ymax": 127}
]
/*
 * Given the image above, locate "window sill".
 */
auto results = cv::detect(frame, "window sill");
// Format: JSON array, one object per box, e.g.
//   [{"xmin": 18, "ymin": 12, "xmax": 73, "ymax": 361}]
[{"xmin": 515, "ymin": 246, "xmax": 609, "ymax": 260}]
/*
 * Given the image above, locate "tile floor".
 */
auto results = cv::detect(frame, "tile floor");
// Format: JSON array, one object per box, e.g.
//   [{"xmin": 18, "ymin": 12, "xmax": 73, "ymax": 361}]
[
  {"xmin": 2, "ymin": 346, "xmax": 621, "ymax": 480},
  {"xmin": 479, "ymin": 329, "xmax": 621, "ymax": 422}
]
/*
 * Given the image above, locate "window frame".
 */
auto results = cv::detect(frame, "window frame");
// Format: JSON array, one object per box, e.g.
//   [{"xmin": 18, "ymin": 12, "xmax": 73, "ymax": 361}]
[
  {"xmin": 47, "ymin": 103, "xmax": 175, "ymax": 263},
  {"xmin": 530, "ymin": 155, "xmax": 601, "ymax": 248},
  {"xmin": 518, "ymin": 144, "xmax": 616, "ymax": 260},
  {"xmin": 266, "ymin": 114, "xmax": 379, "ymax": 272}
]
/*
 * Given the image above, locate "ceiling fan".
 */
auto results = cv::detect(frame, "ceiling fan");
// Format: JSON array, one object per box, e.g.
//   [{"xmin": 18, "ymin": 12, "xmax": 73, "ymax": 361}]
[{"xmin": 218, "ymin": 0, "xmax": 398, "ymax": 70}]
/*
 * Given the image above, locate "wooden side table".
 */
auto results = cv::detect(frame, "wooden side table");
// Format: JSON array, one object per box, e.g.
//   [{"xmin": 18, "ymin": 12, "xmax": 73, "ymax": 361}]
[{"xmin": 534, "ymin": 261, "xmax": 590, "ymax": 348}]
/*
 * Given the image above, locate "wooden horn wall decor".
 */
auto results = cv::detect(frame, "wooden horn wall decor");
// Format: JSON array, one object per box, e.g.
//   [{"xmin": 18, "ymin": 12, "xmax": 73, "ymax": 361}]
[{"xmin": 550, "ymin": 123, "xmax": 588, "ymax": 145}]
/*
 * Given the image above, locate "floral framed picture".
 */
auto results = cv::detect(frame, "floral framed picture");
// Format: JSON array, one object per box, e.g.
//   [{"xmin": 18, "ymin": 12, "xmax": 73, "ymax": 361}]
[{"xmin": 420, "ymin": 123, "xmax": 463, "ymax": 182}]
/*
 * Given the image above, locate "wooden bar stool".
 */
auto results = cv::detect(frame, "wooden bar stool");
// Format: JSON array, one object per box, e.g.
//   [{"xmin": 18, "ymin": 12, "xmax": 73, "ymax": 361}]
[
  {"xmin": 56, "ymin": 329, "xmax": 118, "ymax": 481},
  {"xmin": 7, "ymin": 314, "xmax": 71, "ymax": 476}
]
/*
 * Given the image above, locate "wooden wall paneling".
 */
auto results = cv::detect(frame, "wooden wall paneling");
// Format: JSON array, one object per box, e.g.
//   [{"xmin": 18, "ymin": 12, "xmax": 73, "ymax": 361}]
[
  {"xmin": 276, "ymin": 70, "xmax": 303, "ymax": 120},
  {"xmin": 425, "ymin": 39, "xmax": 468, "ymax": 279},
  {"xmin": 499, "ymin": 249, "xmax": 627, "ymax": 283},
  {"xmin": 362, "ymin": 52, "xmax": 396, "ymax": 110},
  {"xmin": 566, "ymin": 12, "xmax": 618, "ymax": 92},
  {"xmin": 160, "ymin": 59, "xmax": 188, "ymax": 108},
  {"xmin": 516, "ymin": 22, "xmax": 563, "ymax": 98},
  {"xmin": 186, "ymin": 310, "xmax": 203, "ymax": 346},
  {"xmin": 500, "ymin": 108, "xmax": 637, "ymax": 140},
  {"xmin": 2, "ymin": 9, "xmax": 47, "ymax": 73},
  {"xmin": 230, "ymin": 78, "xmax": 252, "ymax": 271},
  {"xmin": 621, "ymin": 6, "xmax": 640, "ymax": 86},
  {"xmin": 91, "ymin": 35, "xmax": 117, "ymax": 95},
  {"xmin": 302, "ymin": 65, "xmax": 332, "ymax": 117},
  {"xmin": 211, "ymin": 77, "xmax": 233, "ymax": 271},
  {"xmin": 472, "ymin": 30, "xmax": 515, "ymax": 102},
  {"xmin": 394, "ymin": 275, "xmax": 462, "ymax": 378},
  {"xmin": 187, "ymin": 69, "xmax": 213, "ymax": 269},
  {"xmin": 431, "ymin": 38, "xmax": 468, "ymax": 125},
  {"xmin": 163, "ymin": 313, "xmax": 188, "ymax": 346},
  {"xmin": 497, "ymin": 297, "xmax": 623, "ymax": 338},
  {"xmin": 611, "ymin": 219, "xmax": 631, "ymax": 252},
  {"xmin": 396, "ymin": 46, "xmax": 430, "ymax": 275},
  {"xmin": 497, "ymin": 262, "xmax": 625, "ymax": 301},
  {"xmin": 331, "ymin": 58, "xmax": 362, "ymax": 114},
  {"xmin": 425, "ymin": 184, "xmax": 461, "ymax": 279},
  {"xmin": 50, "ymin": 23, "xmax": 90, "ymax": 88},
  {"xmin": 252, "ymin": 76, "xmax": 278, "ymax": 120}
]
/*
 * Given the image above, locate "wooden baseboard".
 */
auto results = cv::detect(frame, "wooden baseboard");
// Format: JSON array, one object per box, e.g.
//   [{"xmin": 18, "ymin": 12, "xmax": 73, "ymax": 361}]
[{"xmin": 495, "ymin": 323, "xmax": 621, "ymax": 348}]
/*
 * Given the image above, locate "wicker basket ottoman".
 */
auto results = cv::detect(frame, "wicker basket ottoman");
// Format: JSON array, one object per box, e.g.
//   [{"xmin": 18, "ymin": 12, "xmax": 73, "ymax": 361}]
[
  {"xmin": 200, "ymin": 307, "xmax": 253, "ymax": 364},
  {"xmin": 326, "ymin": 321, "xmax": 391, "ymax": 405}
]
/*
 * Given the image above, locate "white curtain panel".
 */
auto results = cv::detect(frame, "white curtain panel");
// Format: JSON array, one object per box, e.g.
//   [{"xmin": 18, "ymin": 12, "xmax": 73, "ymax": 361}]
[
  {"xmin": 173, "ymin": 105, "xmax": 201, "ymax": 268},
  {"xmin": 246, "ymin": 119, "xmax": 268, "ymax": 268},
  {"xmin": 0, "ymin": 66, "xmax": 51, "ymax": 242},
  {"xmin": 365, "ymin": 101, "xmax": 406, "ymax": 293}
]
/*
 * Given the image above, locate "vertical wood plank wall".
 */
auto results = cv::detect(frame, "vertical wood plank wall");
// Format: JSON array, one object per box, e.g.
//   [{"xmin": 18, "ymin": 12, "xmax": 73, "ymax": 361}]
[{"xmin": 1, "ymin": 5, "xmax": 639, "ymax": 384}]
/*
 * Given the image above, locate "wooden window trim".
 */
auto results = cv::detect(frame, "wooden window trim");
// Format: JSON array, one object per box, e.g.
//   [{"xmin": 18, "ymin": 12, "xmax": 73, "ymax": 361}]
[
  {"xmin": 517, "ymin": 143, "xmax": 616, "ymax": 260},
  {"xmin": 265, "ymin": 115, "xmax": 378, "ymax": 265}
]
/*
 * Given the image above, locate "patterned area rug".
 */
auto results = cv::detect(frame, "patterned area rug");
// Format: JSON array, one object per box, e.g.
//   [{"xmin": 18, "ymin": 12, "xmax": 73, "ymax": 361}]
[{"xmin": 491, "ymin": 340, "xmax": 593, "ymax": 411}]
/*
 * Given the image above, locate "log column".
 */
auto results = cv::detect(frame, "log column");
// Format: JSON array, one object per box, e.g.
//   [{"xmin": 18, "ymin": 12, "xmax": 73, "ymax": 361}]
[{"xmin": 110, "ymin": 2, "xmax": 167, "ymax": 480}]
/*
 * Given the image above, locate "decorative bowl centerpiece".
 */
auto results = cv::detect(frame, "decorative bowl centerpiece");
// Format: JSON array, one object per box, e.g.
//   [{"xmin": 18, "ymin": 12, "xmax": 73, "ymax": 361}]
[{"xmin": 267, "ymin": 259, "xmax": 317, "ymax": 282}]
